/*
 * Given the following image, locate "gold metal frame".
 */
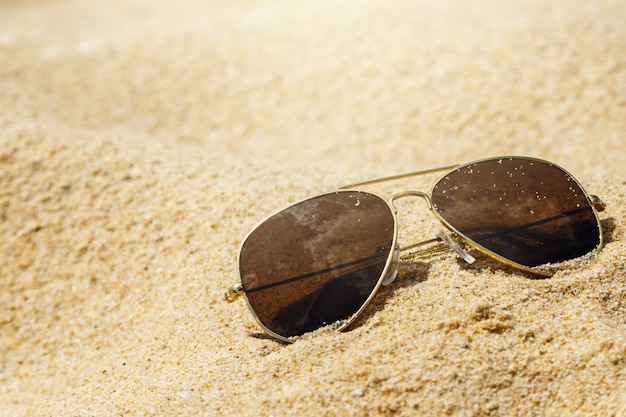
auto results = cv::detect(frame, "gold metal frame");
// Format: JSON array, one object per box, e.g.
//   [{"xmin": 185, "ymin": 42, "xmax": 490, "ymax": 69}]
[{"xmin": 225, "ymin": 156, "xmax": 606, "ymax": 342}]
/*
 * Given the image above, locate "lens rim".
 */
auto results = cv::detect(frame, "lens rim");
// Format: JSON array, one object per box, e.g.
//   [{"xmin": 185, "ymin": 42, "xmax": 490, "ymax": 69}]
[
  {"xmin": 427, "ymin": 156, "xmax": 604, "ymax": 276},
  {"xmin": 236, "ymin": 189, "xmax": 399, "ymax": 342}
]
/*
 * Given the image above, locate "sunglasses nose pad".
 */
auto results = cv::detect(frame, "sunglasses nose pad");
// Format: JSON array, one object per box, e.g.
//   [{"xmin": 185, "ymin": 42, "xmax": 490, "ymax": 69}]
[
  {"xmin": 437, "ymin": 230, "xmax": 476, "ymax": 264},
  {"xmin": 382, "ymin": 246, "xmax": 400, "ymax": 286}
]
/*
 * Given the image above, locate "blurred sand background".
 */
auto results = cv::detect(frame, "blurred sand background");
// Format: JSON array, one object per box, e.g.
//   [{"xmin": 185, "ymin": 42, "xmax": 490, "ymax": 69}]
[{"xmin": 1, "ymin": 0, "xmax": 626, "ymax": 415}]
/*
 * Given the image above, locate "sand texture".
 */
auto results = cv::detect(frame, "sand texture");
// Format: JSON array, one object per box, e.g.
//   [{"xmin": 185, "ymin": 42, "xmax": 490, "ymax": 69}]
[{"xmin": 2, "ymin": 0, "xmax": 626, "ymax": 415}]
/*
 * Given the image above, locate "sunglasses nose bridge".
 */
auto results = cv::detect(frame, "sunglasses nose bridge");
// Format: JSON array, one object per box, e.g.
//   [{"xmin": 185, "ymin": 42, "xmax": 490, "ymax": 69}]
[{"xmin": 390, "ymin": 191, "xmax": 433, "ymax": 212}]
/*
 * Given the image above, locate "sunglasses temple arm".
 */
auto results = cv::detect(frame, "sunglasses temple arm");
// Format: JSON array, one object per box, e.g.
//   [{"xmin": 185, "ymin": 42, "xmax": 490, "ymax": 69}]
[
  {"xmin": 399, "ymin": 231, "xmax": 476, "ymax": 264},
  {"xmin": 223, "ymin": 252, "xmax": 390, "ymax": 302},
  {"xmin": 225, "ymin": 232, "xmax": 476, "ymax": 302},
  {"xmin": 224, "ymin": 283, "xmax": 244, "ymax": 302},
  {"xmin": 466, "ymin": 205, "xmax": 602, "ymax": 243},
  {"xmin": 401, "ymin": 201, "xmax": 604, "ymax": 265},
  {"xmin": 589, "ymin": 195, "xmax": 606, "ymax": 212},
  {"xmin": 339, "ymin": 164, "xmax": 460, "ymax": 189}
]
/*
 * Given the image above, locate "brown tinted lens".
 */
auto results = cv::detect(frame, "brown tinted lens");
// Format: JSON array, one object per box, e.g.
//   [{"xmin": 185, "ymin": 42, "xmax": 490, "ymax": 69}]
[
  {"xmin": 431, "ymin": 158, "xmax": 601, "ymax": 268},
  {"xmin": 239, "ymin": 191, "xmax": 395, "ymax": 339}
]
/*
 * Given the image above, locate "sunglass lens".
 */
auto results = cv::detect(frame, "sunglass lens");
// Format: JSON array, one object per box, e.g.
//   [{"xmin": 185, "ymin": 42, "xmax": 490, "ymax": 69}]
[
  {"xmin": 431, "ymin": 158, "xmax": 601, "ymax": 268},
  {"xmin": 239, "ymin": 191, "xmax": 395, "ymax": 339}
]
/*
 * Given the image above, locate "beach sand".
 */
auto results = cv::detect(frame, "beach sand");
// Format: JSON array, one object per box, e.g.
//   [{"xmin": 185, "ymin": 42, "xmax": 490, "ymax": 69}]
[{"xmin": 1, "ymin": 0, "xmax": 625, "ymax": 415}]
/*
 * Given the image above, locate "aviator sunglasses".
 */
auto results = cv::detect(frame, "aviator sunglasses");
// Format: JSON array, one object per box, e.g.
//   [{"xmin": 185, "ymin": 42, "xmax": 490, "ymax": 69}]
[{"xmin": 225, "ymin": 156, "xmax": 605, "ymax": 342}]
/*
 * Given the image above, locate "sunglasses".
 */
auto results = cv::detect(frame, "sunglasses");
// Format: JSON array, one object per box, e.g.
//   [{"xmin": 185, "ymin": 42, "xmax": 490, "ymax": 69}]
[{"xmin": 224, "ymin": 156, "xmax": 605, "ymax": 342}]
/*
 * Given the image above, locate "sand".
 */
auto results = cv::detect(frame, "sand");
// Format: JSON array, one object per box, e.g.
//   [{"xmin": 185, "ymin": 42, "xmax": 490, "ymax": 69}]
[{"xmin": 1, "ymin": 0, "xmax": 625, "ymax": 415}]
